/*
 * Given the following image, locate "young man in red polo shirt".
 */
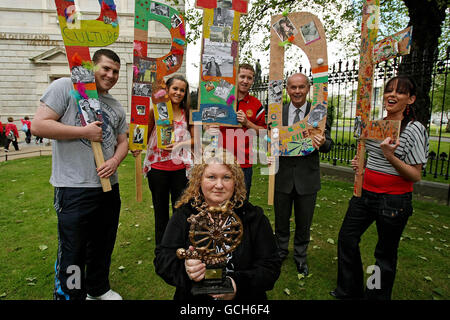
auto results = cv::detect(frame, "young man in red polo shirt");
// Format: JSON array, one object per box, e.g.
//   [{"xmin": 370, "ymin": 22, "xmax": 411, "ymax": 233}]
[{"xmin": 220, "ymin": 64, "xmax": 266, "ymax": 199}]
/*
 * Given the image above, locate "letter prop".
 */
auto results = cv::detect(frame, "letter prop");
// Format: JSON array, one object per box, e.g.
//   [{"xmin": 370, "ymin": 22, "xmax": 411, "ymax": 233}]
[
  {"xmin": 267, "ymin": 12, "xmax": 328, "ymax": 204},
  {"xmin": 190, "ymin": 0, "xmax": 248, "ymax": 127},
  {"xmin": 55, "ymin": 0, "xmax": 119, "ymax": 192},
  {"xmin": 353, "ymin": 0, "xmax": 412, "ymax": 197},
  {"xmin": 129, "ymin": 0, "xmax": 186, "ymax": 201}
]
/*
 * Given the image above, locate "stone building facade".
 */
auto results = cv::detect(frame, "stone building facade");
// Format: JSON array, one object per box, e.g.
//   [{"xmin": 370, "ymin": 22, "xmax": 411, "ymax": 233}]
[{"xmin": 0, "ymin": 0, "xmax": 186, "ymax": 126}]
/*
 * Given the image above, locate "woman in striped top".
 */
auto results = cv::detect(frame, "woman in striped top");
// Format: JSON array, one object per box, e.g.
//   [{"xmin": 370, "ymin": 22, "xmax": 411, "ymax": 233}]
[{"xmin": 331, "ymin": 76, "xmax": 429, "ymax": 300}]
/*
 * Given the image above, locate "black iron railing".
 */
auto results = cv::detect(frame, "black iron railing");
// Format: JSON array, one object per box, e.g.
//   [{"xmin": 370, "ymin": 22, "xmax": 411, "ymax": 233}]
[{"xmin": 249, "ymin": 47, "xmax": 450, "ymax": 181}]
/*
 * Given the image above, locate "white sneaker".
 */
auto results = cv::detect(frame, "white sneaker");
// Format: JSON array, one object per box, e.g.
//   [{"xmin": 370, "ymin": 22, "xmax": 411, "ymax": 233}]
[{"xmin": 86, "ymin": 289, "xmax": 123, "ymax": 300}]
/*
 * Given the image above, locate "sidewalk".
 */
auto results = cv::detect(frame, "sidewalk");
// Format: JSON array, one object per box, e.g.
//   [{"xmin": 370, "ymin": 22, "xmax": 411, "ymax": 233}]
[{"xmin": 0, "ymin": 139, "xmax": 52, "ymax": 162}]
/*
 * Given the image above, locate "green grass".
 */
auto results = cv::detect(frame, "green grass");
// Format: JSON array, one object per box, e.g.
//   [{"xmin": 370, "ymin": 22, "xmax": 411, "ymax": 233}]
[
  {"xmin": 0, "ymin": 156, "xmax": 449, "ymax": 300},
  {"xmin": 430, "ymin": 125, "xmax": 450, "ymax": 138}
]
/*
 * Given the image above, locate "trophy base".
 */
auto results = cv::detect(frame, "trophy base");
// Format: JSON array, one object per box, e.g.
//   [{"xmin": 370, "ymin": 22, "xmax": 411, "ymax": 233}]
[{"xmin": 191, "ymin": 276, "xmax": 234, "ymax": 296}]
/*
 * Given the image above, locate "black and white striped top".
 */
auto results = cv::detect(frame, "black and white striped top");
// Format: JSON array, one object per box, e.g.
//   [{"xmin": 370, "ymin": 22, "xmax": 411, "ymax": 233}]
[{"xmin": 366, "ymin": 121, "xmax": 429, "ymax": 176}]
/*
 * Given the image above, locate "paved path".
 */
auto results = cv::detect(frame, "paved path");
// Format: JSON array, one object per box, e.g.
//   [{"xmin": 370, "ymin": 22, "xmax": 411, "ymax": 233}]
[{"xmin": 0, "ymin": 140, "xmax": 52, "ymax": 162}]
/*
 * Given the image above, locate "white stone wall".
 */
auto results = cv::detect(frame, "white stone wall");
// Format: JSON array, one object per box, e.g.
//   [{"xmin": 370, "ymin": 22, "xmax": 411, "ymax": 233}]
[{"xmin": 0, "ymin": 1, "xmax": 187, "ymax": 124}]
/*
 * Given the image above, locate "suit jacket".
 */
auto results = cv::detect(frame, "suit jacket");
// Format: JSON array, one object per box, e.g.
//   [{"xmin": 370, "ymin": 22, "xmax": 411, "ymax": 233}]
[{"xmin": 274, "ymin": 102, "xmax": 333, "ymax": 195}]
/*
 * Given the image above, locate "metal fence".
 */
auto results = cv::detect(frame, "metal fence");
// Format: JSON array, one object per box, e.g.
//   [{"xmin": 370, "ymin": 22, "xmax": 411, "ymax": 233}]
[{"xmin": 250, "ymin": 47, "xmax": 450, "ymax": 182}]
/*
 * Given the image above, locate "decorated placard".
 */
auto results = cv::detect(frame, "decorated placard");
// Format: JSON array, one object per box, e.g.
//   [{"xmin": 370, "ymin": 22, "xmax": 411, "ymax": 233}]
[
  {"xmin": 372, "ymin": 27, "xmax": 412, "ymax": 64},
  {"xmin": 129, "ymin": 0, "xmax": 186, "ymax": 151},
  {"xmin": 189, "ymin": 0, "xmax": 248, "ymax": 126},
  {"xmin": 353, "ymin": 0, "xmax": 412, "ymax": 197},
  {"xmin": 268, "ymin": 12, "xmax": 328, "ymax": 157},
  {"xmin": 55, "ymin": 0, "xmax": 119, "ymax": 192},
  {"xmin": 266, "ymin": 11, "xmax": 328, "ymax": 205}
]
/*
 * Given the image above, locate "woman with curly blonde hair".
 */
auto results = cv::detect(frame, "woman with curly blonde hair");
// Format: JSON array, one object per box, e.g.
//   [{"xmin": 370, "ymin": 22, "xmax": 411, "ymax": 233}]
[
  {"xmin": 174, "ymin": 151, "xmax": 247, "ymax": 210},
  {"xmin": 154, "ymin": 150, "xmax": 281, "ymax": 301}
]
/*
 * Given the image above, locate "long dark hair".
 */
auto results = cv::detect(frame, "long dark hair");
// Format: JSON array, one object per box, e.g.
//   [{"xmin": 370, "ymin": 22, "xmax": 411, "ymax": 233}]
[
  {"xmin": 166, "ymin": 75, "xmax": 190, "ymax": 125},
  {"xmin": 384, "ymin": 75, "xmax": 417, "ymax": 132}
]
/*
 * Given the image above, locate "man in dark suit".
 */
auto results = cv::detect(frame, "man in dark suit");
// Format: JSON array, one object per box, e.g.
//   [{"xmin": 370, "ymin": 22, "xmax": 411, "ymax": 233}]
[{"xmin": 274, "ymin": 73, "xmax": 333, "ymax": 275}]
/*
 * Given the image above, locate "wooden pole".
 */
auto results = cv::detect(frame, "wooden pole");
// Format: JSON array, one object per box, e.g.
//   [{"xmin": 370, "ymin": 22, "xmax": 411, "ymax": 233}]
[
  {"xmin": 353, "ymin": 140, "xmax": 365, "ymax": 197},
  {"xmin": 353, "ymin": 0, "xmax": 378, "ymax": 197},
  {"xmin": 268, "ymin": 168, "xmax": 275, "ymax": 205},
  {"xmin": 267, "ymin": 133, "xmax": 277, "ymax": 206},
  {"xmin": 135, "ymin": 152, "xmax": 143, "ymax": 202},
  {"xmin": 352, "ymin": 1, "xmax": 411, "ymax": 196},
  {"xmin": 91, "ymin": 141, "xmax": 112, "ymax": 192}
]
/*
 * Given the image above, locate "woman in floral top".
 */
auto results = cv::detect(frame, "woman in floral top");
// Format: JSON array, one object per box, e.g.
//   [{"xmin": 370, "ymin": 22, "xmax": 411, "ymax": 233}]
[{"xmin": 133, "ymin": 75, "xmax": 193, "ymax": 245}]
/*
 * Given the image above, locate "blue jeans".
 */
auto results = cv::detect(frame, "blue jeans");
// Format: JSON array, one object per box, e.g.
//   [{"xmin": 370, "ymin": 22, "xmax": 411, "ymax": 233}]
[{"xmin": 335, "ymin": 189, "xmax": 412, "ymax": 300}]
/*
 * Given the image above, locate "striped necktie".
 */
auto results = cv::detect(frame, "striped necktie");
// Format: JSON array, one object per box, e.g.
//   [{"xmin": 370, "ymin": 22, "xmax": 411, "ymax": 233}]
[{"xmin": 293, "ymin": 108, "xmax": 301, "ymax": 124}]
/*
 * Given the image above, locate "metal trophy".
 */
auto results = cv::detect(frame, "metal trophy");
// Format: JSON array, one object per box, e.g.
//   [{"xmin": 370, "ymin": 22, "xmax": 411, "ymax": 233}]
[{"xmin": 176, "ymin": 201, "xmax": 243, "ymax": 295}]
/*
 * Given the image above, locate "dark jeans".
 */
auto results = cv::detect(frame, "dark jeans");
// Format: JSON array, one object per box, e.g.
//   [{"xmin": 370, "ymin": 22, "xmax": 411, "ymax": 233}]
[
  {"xmin": 25, "ymin": 130, "xmax": 31, "ymax": 143},
  {"xmin": 147, "ymin": 168, "xmax": 188, "ymax": 245},
  {"xmin": 0, "ymin": 133, "xmax": 6, "ymax": 147},
  {"xmin": 5, "ymin": 138, "xmax": 19, "ymax": 151},
  {"xmin": 335, "ymin": 190, "xmax": 412, "ymax": 300},
  {"xmin": 241, "ymin": 166, "xmax": 253, "ymax": 199},
  {"xmin": 53, "ymin": 184, "xmax": 121, "ymax": 300}
]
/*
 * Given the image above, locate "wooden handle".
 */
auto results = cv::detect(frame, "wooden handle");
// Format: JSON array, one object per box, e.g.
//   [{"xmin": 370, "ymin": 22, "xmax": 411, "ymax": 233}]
[
  {"xmin": 353, "ymin": 140, "xmax": 365, "ymax": 197},
  {"xmin": 268, "ymin": 172, "xmax": 275, "ymax": 205},
  {"xmin": 91, "ymin": 141, "xmax": 112, "ymax": 192},
  {"xmin": 267, "ymin": 137, "xmax": 278, "ymax": 206},
  {"xmin": 135, "ymin": 152, "xmax": 143, "ymax": 202},
  {"xmin": 267, "ymin": 155, "xmax": 276, "ymax": 205}
]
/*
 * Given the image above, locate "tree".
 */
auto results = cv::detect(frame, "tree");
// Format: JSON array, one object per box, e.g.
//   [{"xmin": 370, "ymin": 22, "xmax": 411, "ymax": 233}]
[{"xmin": 398, "ymin": 0, "xmax": 448, "ymax": 127}]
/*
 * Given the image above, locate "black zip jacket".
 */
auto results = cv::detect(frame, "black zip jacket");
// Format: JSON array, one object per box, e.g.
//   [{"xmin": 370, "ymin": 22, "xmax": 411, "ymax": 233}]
[{"xmin": 154, "ymin": 201, "xmax": 281, "ymax": 300}]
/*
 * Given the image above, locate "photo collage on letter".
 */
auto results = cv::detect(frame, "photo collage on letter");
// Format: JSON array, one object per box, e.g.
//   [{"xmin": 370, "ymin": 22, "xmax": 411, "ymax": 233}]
[
  {"xmin": 79, "ymin": 97, "xmax": 102, "ymax": 125},
  {"xmin": 202, "ymin": 1, "xmax": 234, "ymax": 79},
  {"xmin": 272, "ymin": 16, "xmax": 298, "ymax": 42},
  {"xmin": 300, "ymin": 20, "xmax": 320, "ymax": 44},
  {"xmin": 133, "ymin": 56, "xmax": 156, "ymax": 97}
]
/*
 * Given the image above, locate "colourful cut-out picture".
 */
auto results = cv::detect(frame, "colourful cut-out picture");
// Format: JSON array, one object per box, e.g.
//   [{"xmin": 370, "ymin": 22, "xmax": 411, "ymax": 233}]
[
  {"xmin": 190, "ymin": 0, "xmax": 249, "ymax": 127},
  {"xmin": 268, "ymin": 12, "xmax": 328, "ymax": 157},
  {"xmin": 55, "ymin": 0, "xmax": 119, "ymax": 128},
  {"xmin": 372, "ymin": 27, "xmax": 412, "ymax": 64},
  {"xmin": 300, "ymin": 20, "xmax": 320, "ymax": 44},
  {"xmin": 129, "ymin": 0, "xmax": 186, "ymax": 150},
  {"xmin": 287, "ymin": 139, "xmax": 315, "ymax": 156},
  {"xmin": 54, "ymin": 0, "xmax": 119, "ymax": 192},
  {"xmin": 352, "ymin": 0, "xmax": 412, "ymax": 197},
  {"xmin": 272, "ymin": 16, "xmax": 298, "ymax": 42}
]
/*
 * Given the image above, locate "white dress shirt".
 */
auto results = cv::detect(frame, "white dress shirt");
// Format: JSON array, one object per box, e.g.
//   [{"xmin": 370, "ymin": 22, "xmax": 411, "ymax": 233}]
[{"xmin": 288, "ymin": 101, "xmax": 308, "ymax": 126}]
